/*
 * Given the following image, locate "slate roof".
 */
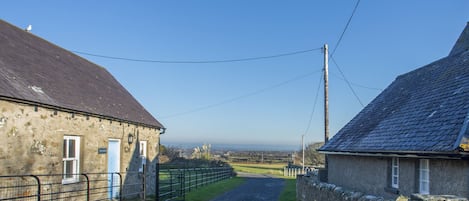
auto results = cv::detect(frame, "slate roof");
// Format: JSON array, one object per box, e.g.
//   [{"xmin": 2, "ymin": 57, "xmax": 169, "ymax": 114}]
[
  {"xmin": 0, "ymin": 20, "xmax": 163, "ymax": 129},
  {"xmin": 320, "ymin": 22, "xmax": 469, "ymax": 154}
]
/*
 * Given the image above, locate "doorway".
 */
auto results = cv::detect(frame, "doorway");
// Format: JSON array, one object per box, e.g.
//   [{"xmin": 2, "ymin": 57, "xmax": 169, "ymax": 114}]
[{"xmin": 108, "ymin": 139, "xmax": 121, "ymax": 199}]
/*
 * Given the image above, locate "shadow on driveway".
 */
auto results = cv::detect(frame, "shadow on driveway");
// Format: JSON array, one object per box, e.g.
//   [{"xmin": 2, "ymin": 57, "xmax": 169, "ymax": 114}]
[{"xmin": 210, "ymin": 172, "xmax": 285, "ymax": 201}]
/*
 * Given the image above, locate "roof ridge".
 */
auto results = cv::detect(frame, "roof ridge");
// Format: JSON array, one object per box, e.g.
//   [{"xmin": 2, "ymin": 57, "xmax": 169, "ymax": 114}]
[{"xmin": 449, "ymin": 22, "xmax": 469, "ymax": 56}]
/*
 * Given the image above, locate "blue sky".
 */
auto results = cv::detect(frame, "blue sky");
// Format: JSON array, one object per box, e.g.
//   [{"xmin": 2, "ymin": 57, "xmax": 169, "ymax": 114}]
[{"xmin": 1, "ymin": 1, "xmax": 468, "ymax": 147}]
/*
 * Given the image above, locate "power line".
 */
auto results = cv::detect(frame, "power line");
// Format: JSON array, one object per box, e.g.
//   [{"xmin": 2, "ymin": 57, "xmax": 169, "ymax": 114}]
[
  {"xmin": 331, "ymin": 57, "xmax": 364, "ymax": 107},
  {"xmin": 330, "ymin": 0, "xmax": 361, "ymax": 57},
  {"xmin": 160, "ymin": 69, "xmax": 323, "ymax": 119},
  {"xmin": 329, "ymin": 0, "xmax": 364, "ymax": 107},
  {"xmin": 329, "ymin": 72, "xmax": 382, "ymax": 91},
  {"xmin": 303, "ymin": 73, "xmax": 323, "ymax": 136},
  {"xmin": 72, "ymin": 47, "xmax": 322, "ymax": 64}
]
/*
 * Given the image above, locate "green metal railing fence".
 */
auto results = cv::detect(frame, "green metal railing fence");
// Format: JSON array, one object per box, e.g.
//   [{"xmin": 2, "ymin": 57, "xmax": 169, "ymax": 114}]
[{"xmin": 0, "ymin": 166, "xmax": 233, "ymax": 201}]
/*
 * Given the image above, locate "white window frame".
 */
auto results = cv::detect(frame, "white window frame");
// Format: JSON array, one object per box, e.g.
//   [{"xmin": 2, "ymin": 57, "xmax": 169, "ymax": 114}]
[
  {"xmin": 139, "ymin": 141, "xmax": 147, "ymax": 172},
  {"xmin": 391, "ymin": 157, "xmax": 399, "ymax": 188},
  {"xmin": 139, "ymin": 141, "xmax": 147, "ymax": 159},
  {"xmin": 62, "ymin": 136, "xmax": 80, "ymax": 184},
  {"xmin": 419, "ymin": 159, "xmax": 430, "ymax": 194}
]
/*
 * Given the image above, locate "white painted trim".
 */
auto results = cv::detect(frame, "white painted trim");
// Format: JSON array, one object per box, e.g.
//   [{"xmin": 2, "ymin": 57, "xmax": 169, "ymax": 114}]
[
  {"xmin": 139, "ymin": 141, "xmax": 147, "ymax": 172},
  {"xmin": 62, "ymin": 135, "xmax": 80, "ymax": 184},
  {"xmin": 419, "ymin": 159, "xmax": 430, "ymax": 194},
  {"xmin": 139, "ymin": 141, "xmax": 147, "ymax": 158},
  {"xmin": 391, "ymin": 157, "xmax": 399, "ymax": 188}
]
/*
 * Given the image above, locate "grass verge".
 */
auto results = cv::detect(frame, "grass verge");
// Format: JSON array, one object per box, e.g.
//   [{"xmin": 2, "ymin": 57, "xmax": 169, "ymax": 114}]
[
  {"xmin": 279, "ymin": 178, "xmax": 296, "ymax": 201},
  {"xmin": 185, "ymin": 177, "xmax": 245, "ymax": 201}
]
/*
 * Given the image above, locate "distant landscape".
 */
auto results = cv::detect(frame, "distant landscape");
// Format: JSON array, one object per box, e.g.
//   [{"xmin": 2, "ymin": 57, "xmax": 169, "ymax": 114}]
[{"xmin": 164, "ymin": 142, "xmax": 299, "ymax": 152}]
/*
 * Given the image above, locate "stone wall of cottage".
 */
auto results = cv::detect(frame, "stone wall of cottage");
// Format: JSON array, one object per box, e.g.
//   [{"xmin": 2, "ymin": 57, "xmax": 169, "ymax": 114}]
[
  {"xmin": 327, "ymin": 154, "xmax": 469, "ymax": 199},
  {"xmin": 297, "ymin": 174, "xmax": 468, "ymax": 201},
  {"xmin": 0, "ymin": 99, "xmax": 161, "ymax": 198},
  {"xmin": 328, "ymin": 155, "xmax": 390, "ymax": 198}
]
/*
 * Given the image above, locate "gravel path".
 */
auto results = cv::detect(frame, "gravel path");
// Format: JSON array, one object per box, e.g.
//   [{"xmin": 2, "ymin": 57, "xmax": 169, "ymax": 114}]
[{"xmin": 210, "ymin": 172, "xmax": 285, "ymax": 201}]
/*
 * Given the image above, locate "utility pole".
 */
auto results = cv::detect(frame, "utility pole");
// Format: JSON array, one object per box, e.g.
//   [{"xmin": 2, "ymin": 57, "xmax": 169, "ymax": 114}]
[
  {"xmin": 302, "ymin": 134, "xmax": 305, "ymax": 171},
  {"xmin": 324, "ymin": 44, "xmax": 329, "ymax": 143},
  {"xmin": 324, "ymin": 44, "xmax": 329, "ymax": 169}
]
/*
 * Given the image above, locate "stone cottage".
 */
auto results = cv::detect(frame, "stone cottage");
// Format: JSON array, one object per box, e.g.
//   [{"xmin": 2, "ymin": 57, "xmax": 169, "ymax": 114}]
[
  {"xmin": 0, "ymin": 20, "xmax": 164, "ymax": 198},
  {"xmin": 319, "ymin": 22, "xmax": 469, "ymax": 199}
]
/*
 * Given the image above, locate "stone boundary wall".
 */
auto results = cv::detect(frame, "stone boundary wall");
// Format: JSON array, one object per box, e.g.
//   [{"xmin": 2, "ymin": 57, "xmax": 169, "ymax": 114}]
[
  {"xmin": 296, "ymin": 174, "xmax": 388, "ymax": 201},
  {"xmin": 297, "ymin": 174, "xmax": 468, "ymax": 201}
]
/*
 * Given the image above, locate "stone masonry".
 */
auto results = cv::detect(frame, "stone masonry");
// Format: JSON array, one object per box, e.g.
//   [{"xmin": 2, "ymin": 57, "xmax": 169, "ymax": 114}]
[
  {"xmin": 0, "ymin": 99, "xmax": 161, "ymax": 198},
  {"xmin": 297, "ymin": 174, "xmax": 468, "ymax": 201}
]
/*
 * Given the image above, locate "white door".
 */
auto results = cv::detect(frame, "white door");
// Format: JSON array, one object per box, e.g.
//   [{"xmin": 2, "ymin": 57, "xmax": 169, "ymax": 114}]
[{"xmin": 108, "ymin": 139, "xmax": 120, "ymax": 199}]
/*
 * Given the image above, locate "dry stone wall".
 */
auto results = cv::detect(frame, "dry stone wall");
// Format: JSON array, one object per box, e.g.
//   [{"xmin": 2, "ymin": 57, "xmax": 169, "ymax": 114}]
[{"xmin": 297, "ymin": 174, "xmax": 389, "ymax": 201}]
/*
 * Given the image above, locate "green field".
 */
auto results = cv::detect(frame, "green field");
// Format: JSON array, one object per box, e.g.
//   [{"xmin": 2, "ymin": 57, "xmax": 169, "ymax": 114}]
[
  {"xmin": 230, "ymin": 162, "xmax": 285, "ymax": 177},
  {"xmin": 184, "ymin": 163, "xmax": 296, "ymax": 201}
]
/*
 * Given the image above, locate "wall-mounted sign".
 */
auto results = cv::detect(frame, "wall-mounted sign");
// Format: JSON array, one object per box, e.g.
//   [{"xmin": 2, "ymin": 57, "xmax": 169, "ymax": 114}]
[{"xmin": 98, "ymin": 148, "xmax": 107, "ymax": 154}]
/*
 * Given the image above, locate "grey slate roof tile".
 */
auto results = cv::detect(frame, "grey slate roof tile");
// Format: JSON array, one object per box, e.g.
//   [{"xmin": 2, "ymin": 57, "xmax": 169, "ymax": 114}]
[
  {"xmin": 321, "ymin": 23, "xmax": 469, "ymax": 154},
  {"xmin": 0, "ymin": 20, "xmax": 163, "ymax": 129}
]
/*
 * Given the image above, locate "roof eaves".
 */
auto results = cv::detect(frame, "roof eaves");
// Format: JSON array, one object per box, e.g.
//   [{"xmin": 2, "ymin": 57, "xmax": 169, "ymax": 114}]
[
  {"xmin": 0, "ymin": 95, "xmax": 163, "ymax": 130},
  {"xmin": 319, "ymin": 149, "xmax": 463, "ymax": 159}
]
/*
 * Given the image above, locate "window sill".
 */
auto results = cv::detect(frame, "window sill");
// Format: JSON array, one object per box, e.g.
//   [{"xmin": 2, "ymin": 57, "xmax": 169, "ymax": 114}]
[
  {"xmin": 62, "ymin": 179, "xmax": 80, "ymax": 185},
  {"xmin": 384, "ymin": 187, "xmax": 399, "ymax": 194}
]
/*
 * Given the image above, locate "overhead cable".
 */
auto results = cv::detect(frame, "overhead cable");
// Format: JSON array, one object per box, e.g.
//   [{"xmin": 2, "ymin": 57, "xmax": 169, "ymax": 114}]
[
  {"xmin": 72, "ymin": 47, "xmax": 322, "ymax": 64},
  {"xmin": 331, "ymin": 57, "xmax": 364, "ymax": 107},
  {"xmin": 160, "ymin": 69, "xmax": 323, "ymax": 119},
  {"xmin": 329, "ymin": 72, "xmax": 382, "ymax": 91},
  {"xmin": 330, "ymin": 0, "xmax": 361, "ymax": 57},
  {"xmin": 329, "ymin": 0, "xmax": 364, "ymax": 107},
  {"xmin": 303, "ymin": 73, "xmax": 323, "ymax": 136}
]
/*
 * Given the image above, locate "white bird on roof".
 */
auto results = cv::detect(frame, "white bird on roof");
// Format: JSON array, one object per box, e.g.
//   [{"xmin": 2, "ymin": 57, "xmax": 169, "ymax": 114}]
[{"xmin": 25, "ymin": 24, "xmax": 32, "ymax": 32}]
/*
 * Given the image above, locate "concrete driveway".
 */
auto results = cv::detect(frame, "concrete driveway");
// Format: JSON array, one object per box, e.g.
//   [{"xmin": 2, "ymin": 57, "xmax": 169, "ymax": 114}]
[{"xmin": 210, "ymin": 172, "xmax": 285, "ymax": 201}]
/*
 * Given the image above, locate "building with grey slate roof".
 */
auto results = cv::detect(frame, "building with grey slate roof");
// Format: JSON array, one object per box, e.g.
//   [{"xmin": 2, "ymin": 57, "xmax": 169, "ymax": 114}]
[
  {"xmin": 319, "ymin": 22, "xmax": 469, "ymax": 198},
  {"xmin": 0, "ymin": 19, "xmax": 164, "ymax": 199}
]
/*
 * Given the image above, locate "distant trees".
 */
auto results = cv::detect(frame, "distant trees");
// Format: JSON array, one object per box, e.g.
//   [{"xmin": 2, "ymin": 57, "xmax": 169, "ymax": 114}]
[
  {"xmin": 192, "ymin": 143, "xmax": 211, "ymax": 160},
  {"xmin": 159, "ymin": 145, "xmax": 181, "ymax": 162},
  {"xmin": 295, "ymin": 142, "xmax": 325, "ymax": 166},
  {"xmin": 160, "ymin": 143, "xmax": 229, "ymax": 168}
]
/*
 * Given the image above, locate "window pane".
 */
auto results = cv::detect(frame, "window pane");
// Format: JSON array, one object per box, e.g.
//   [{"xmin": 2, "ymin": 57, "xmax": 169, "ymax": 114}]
[
  {"xmin": 422, "ymin": 171, "xmax": 429, "ymax": 180},
  {"xmin": 421, "ymin": 181, "xmax": 429, "ymax": 192},
  {"xmin": 419, "ymin": 159, "xmax": 430, "ymax": 194},
  {"xmin": 63, "ymin": 140, "xmax": 67, "ymax": 158},
  {"xmin": 420, "ymin": 160, "xmax": 429, "ymax": 169},
  {"xmin": 64, "ymin": 160, "xmax": 73, "ymax": 178},
  {"xmin": 69, "ymin": 140, "xmax": 75, "ymax": 158}
]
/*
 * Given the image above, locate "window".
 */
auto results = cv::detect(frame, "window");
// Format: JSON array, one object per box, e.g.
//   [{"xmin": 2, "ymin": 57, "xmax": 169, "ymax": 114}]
[
  {"xmin": 139, "ymin": 141, "xmax": 147, "ymax": 159},
  {"xmin": 63, "ymin": 136, "xmax": 80, "ymax": 184},
  {"xmin": 391, "ymin": 157, "xmax": 399, "ymax": 188},
  {"xmin": 419, "ymin": 159, "xmax": 430, "ymax": 194},
  {"xmin": 139, "ymin": 141, "xmax": 147, "ymax": 172}
]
